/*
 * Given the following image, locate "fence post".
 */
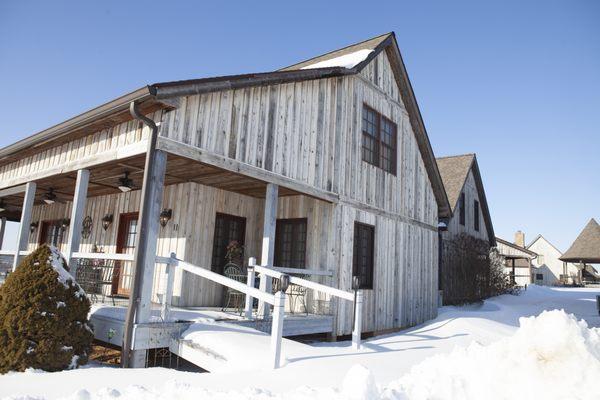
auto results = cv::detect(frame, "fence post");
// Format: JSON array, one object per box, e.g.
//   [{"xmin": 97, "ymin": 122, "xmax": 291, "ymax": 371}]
[
  {"xmin": 245, "ymin": 257, "xmax": 256, "ymax": 319},
  {"xmin": 161, "ymin": 252, "xmax": 176, "ymax": 322},
  {"xmin": 270, "ymin": 274, "xmax": 288, "ymax": 369},
  {"xmin": 352, "ymin": 289, "xmax": 363, "ymax": 350}
]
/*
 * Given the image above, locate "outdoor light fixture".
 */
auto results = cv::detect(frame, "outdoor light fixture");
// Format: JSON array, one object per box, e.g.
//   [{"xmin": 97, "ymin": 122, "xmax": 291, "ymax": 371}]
[
  {"xmin": 118, "ymin": 172, "xmax": 133, "ymax": 192},
  {"xmin": 101, "ymin": 214, "xmax": 113, "ymax": 231},
  {"xmin": 60, "ymin": 218, "xmax": 70, "ymax": 231},
  {"xmin": 43, "ymin": 189, "xmax": 57, "ymax": 204},
  {"xmin": 159, "ymin": 208, "xmax": 172, "ymax": 228},
  {"xmin": 30, "ymin": 221, "xmax": 38, "ymax": 233}
]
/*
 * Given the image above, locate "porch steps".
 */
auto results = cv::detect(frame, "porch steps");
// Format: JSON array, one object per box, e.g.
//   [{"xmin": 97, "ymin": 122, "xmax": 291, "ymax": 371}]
[{"xmin": 169, "ymin": 319, "xmax": 310, "ymax": 373}]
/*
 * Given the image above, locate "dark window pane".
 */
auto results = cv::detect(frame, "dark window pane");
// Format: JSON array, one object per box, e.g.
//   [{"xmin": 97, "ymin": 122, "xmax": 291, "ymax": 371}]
[
  {"xmin": 275, "ymin": 219, "xmax": 307, "ymax": 269},
  {"xmin": 352, "ymin": 222, "xmax": 374, "ymax": 289},
  {"xmin": 211, "ymin": 213, "xmax": 246, "ymax": 274},
  {"xmin": 474, "ymin": 200, "xmax": 480, "ymax": 231},
  {"xmin": 459, "ymin": 192, "xmax": 466, "ymax": 226}
]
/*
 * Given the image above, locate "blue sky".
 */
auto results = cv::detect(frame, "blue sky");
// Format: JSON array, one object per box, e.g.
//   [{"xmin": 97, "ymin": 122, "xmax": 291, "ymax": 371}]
[{"xmin": 0, "ymin": 0, "xmax": 598, "ymax": 251}]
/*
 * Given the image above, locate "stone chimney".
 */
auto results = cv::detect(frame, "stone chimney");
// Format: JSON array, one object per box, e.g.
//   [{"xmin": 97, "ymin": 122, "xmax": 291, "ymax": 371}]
[{"xmin": 515, "ymin": 230, "xmax": 525, "ymax": 248}]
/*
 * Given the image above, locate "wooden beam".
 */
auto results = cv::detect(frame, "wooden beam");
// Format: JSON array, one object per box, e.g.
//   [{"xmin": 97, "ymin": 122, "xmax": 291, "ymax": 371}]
[
  {"xmin": 0, "ymin": 217, "xmax": 6, "ymax": 249},
  {"xmin": 0, "ymin": 184, "xmax": 27, "ymax": 198},
  {"xmin": 12, "ymin": 182, "xmax": 36, "ymax": 271},
  {"xmin": 65, "ymin": 169, "xmax": 89, "ymax": 273},
  {"xmin": 156, "ymin": 137, "xmax": 339, "ymax": 204},
  {"xmin": 0, "ymin": 141, "xmax": 147, "ymax": 191},
  {"xmin": 258, "ymin": 183, "xmax": 278, "ymax": 318}
]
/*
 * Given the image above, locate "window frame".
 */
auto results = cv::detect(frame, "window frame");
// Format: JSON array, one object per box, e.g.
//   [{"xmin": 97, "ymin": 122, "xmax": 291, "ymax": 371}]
[
  {"xmin": 38, "ymin": 219, "xmax": 65, "ymax": 247},
  {"xmin": 361, "ymin": 103, "xmax": 397, "ymax": 175},
  {"xmin": 459, "ymin": 192, "xmax": 466, "ymax": 226},
  {"xmin": 473, "ymin": 199, "xmax": 480, "ymax": 232},
  {"xmin": 274, "ymin": 218, "xmax": 308, "ymax": 269},
  {"xmin": 352, "ymin": 222, "xmax": 375, "ymax": 290},
  {"xmin": 211, "ymin": 212, "xmax": 247, "ymax": 274}
]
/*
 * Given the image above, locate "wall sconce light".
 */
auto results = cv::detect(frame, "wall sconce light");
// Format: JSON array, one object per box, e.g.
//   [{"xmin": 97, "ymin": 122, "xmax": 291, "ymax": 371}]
[
  {"xmin": 43, "ymin": 189, "xmax": 57, "ymax": 205},
  {"xmin": 159, "ymin": 209, "xmax": 172, "ymax": 228},
  {"xmin": 30, "ymin": 221, "xmax": 39, "ymax": 233},
  {"xmin": 118, "ymin": 172, "xmax": 134, "ymax": 192},
  {"xmin": 102, "ymin": 214, "xmax": 113, "ymax": 231},
  {"xmin": 60, "ymin": 218, "xmax": 70, "ymax": 231}
]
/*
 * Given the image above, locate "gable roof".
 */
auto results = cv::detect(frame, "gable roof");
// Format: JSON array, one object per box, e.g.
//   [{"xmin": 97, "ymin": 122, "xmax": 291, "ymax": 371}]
[
  {"xmin": 0, "ymin": 33, "xmax": 451, "ymax": 218},
  {"xmin": 496, "ymin": 237, "xmax": 537, "ymax": 258},
  {"xmin": 436, "ymin": 153, "xmax": 495, "ymax": 245},
  {"xmin": 560, "ymin": 219, "xmax": 600, "ymax": 263},
  {"xmin": 527, "ymin": 234, "xmax": 564, "ymax": 255}
]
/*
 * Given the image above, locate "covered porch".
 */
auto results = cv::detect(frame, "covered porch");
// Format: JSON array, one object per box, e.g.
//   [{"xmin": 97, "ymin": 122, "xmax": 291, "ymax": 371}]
[{"xmin": 0, "ymin": 130, "xmax": 355, "ymax": 367}]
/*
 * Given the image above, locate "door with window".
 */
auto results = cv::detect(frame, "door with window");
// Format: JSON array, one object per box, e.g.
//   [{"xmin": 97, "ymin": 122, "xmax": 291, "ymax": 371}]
[
  {"xmin": 211, "ymin": 213, "xmax": 246, "ymax": 274},
  {"xmin": 39, "ymin": 220, "xmax": 65, "ymax": 247},
  {"xmin": 274, "ymin": 218, "xmax": 307, "ymax": 269},
  {"xmin": 114, "ymin": 212, "xmax": 139, "ymax": 296}
]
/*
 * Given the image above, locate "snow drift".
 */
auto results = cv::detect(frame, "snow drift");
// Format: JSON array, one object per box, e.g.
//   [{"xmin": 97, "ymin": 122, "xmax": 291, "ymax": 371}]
[
  {"xmin": 384, "ymin": 309, "xmax": 600, "ymax": 400},
  {"xmin": 4, "ymin": 309, "xmax": 599, "ymax": 400}
]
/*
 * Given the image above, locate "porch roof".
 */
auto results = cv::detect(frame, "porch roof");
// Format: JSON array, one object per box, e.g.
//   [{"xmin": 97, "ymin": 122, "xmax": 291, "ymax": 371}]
[{"xmin": 0, "ymin": 152, "xmax": 310, "ymax": 222}]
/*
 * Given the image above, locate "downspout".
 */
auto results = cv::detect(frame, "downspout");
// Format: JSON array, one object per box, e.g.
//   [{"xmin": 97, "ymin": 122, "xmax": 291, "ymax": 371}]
[{"xmin": 121, "ymin": 101, "xmax": 159, "ymax": 368}]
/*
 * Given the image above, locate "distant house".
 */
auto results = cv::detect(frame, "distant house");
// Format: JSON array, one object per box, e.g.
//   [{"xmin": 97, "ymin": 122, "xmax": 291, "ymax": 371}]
[
  {"xmin": 436, "ymin": 154, "xmax": 495, "ymax": 304},
  {"xmin": 496, "ymin": 231, "xmax": 537, "ymax": 286},
  {"xmin": 527, "ymin": 235, "xmax": 579, "ymax": 285}
]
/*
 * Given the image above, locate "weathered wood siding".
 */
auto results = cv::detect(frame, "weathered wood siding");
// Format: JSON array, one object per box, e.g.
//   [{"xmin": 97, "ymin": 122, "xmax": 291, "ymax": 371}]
[
  {"xmin": 442, "ymin": 170, "xmax": 489, "ymax": 242},
  {"xmin": 0, "ymin": 112, "xmax": 162, "ymax": 189},
  {"xmin": 156, "ymin": 49, "xmax": 439, "ymax": 333},
  {"xmin": 25, "ymin": 182, "xmax": 264, "ymax": 306}
]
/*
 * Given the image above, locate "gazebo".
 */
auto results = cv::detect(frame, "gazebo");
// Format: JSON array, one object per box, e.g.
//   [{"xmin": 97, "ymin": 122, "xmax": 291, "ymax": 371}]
[{"xmin": 560, "ymin": 218, "xmax": 600, "ymax": 284}]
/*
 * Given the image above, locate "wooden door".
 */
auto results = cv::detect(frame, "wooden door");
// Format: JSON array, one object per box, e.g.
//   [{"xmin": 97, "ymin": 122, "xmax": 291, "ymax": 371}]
[
  {"xmin": 210, "ymin": 213, "xmax": 246, "ymax": 274},
  {"xmin": 114, "ymin": 212, "xmax": 139, "ymax": 296}
]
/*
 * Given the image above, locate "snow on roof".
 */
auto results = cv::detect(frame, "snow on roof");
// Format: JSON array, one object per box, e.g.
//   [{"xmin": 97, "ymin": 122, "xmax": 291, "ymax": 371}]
[{"xmin": 300, "ymin": 49, "xmax": 373, "ymax": 70}]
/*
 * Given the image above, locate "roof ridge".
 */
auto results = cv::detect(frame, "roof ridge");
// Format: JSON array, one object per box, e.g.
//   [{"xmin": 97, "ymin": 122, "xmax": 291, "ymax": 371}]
[
  {"xmin": 278, "ymin": 32, "xmax": 393, "ymax": 71},
  {"xmin": 436, "ymin": 153, "xmax": 476, "ymax": 160}
]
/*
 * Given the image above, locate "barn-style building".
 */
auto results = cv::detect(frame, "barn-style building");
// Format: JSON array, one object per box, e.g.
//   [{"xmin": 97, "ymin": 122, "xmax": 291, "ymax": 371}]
[{"xmin": 0, "ymin": 33, "xmax": 451, "ymax": 366}]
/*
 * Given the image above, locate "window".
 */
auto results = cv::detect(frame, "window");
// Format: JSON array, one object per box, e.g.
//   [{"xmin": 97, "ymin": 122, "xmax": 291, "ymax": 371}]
[
  {"xmin": 39, "ymin": 220, "xmax": 64, "ymax": 247},
  {"xmin": 352, "ymin": 222, "xmax": 375, "ymax": 289},
  {"xmin": 211, "ymin": 213, "xmax": 246, "ymax": 274},
  {"xmin": 362, "ymin": 104, "xmax": 397, "ymax": 174},
  {"xmin": 536, "ymin": 273, "xmax": 543, "ymax": 281},
  {"xmin": 274, "ymin": 219, "xmax": 307, "ymax": 268},
  {"xmin": 473, "ymin": 200, "xmax": 480, "ymax": 231},
  {"xmin": 459, "ymin": 192, "xmax": 465, "ymax": 226}
]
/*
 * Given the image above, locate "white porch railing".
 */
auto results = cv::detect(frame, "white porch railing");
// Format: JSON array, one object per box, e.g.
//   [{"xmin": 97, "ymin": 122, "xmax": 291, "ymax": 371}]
[
  {"xmin": 156, "ymin": 253, "xmax": 288, "ymax": 369},
  {"xmin": 247, "ymin": 257, "xmax": 364, "ymax": 350}
]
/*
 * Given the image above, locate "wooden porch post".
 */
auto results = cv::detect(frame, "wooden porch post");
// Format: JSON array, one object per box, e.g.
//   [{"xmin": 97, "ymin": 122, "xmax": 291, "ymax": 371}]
[
  {"xmin": 12, "ymin": 182, "xmax": 36, "ymax": 271},
  {"xmin": 0, "ymin": 217, "xmax": 6, "ymax": 249},
  {"xmin": 65, "ymin": 169, "xmax": 89, "ymax": 274},
  {"xmin": 258, "ymin": 183, "xmax": 278, "ymax": 318},
  {"xmin": 129, "ymin": 149, "xmax": 167, "ymax": 368}
]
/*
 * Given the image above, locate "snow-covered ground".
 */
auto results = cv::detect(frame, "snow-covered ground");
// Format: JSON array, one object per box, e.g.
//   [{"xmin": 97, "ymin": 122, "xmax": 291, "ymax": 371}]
[{"xmin": 2, "ymin": 285, "xmax": 600, "ymax": 400}]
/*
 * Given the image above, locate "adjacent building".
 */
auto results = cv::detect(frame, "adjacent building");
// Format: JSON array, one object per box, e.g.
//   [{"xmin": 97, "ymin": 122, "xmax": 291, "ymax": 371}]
[
  {"xmin": 527, "ymin": 235, "xmax": 579, "ymax": 285},
  {"xmin": 436, "ymin": 153, "xmax": 495, "ymax": 304},
  {"xmin": 496, "ymin": 231, "xmax": 537, "ymax": 286}
]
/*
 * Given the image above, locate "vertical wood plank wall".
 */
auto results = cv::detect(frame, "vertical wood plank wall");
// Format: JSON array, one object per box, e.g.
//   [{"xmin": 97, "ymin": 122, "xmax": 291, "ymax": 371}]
[
  {"xmin": 442, "ymin": 169, "xmax": 489, "ymax": 242},
  {"xmin": 154, "ymin": 49, "xmax": 439, "ymax": 334}
]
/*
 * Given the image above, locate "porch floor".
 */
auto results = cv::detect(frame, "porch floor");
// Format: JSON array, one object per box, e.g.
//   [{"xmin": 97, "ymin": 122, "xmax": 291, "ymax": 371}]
[{"xmin": 89, "ymin": 303, "xmax": 334, "ymax": 349}]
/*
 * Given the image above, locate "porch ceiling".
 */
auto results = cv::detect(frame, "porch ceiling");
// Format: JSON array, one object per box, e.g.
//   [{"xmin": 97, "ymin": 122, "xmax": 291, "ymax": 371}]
[{"xmin": 0, "ymin": 153, "xmax": 299, "ymax": 221}]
